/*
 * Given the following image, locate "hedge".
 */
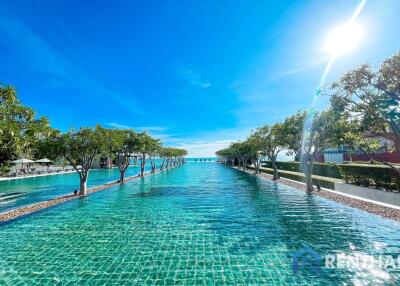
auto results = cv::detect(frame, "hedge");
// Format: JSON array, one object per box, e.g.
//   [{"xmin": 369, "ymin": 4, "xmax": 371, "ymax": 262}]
[
  {"xmin": 338, "ymin": 164, "xmax": 400, "ymax": 191},
  {"xmin": 249, "ymin": 166, "xmax": 336, "ymax": 190},
  {"xmin": 261, "ymin": 161, "xmax": 400, "ymax": 191},
  {"xmin": 262, "ymin": 161, "xmax": 342, "ymax": 179}
]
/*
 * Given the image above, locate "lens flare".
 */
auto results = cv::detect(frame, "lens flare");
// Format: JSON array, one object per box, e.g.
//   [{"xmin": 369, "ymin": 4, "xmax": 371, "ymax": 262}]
[
  {"xmin": 300, "ymin": 0, "xmax": 367, "ymax": 173},
  {"xmin": 324, "ymin": 23, "xmax": 363, "ymax": 59}
]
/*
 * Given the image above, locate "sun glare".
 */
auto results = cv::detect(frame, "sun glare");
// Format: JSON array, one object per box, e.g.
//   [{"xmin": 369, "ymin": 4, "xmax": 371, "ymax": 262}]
[{"xmin": 324, "ymin": 22, "xmax": 363, "ymax": 59}]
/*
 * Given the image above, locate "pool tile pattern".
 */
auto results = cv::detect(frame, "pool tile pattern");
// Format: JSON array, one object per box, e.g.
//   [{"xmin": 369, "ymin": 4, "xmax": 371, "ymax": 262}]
[{"xmin": 1, "ymin": 163, "xmax": 400, "ymax": 285}]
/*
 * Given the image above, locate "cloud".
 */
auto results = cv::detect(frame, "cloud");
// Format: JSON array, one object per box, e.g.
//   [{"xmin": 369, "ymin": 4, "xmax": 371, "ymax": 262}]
[
  {"xmin": 175, "ymin": 140, "xmax": 232, "ymax": 158},
  {"xmin": 178, "ymin": 68, "xmax": 212, "ymax": 89},
  {"xmin": 162, "ymin": 127, "xmax": 252, "ymax": 157},
  {"xmin": 107, "ymin": 123, "xmax": 175, "ymax": 142},
  {"xmin": 134, "ymin": 126, "xmax": 167, "ymax": 132},
  {"xmin": 107, "ymin": 123, "xmax": 168, "ymax": 132},
  {"xmin": 0, "ymin": 16, "xmax": 145, "ymax": 117},
  {"xmin": 107, "ymin": 122, "xmax": 133, "ymax": 129},
  {"xmin": 106, "ymin": 122, "xmax": 231, "ymax": 157}
]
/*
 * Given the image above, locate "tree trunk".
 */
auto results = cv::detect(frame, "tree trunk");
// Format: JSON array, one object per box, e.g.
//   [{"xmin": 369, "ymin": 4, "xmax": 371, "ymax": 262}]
[
  {"xmin": 305, "ymin": 164, "xmax": 314, "ymax": 193},
  {"xmin": 140, "ymin": 154, "xmax": 146, "ymax": 177},
  {"xmin": 117, "ymin": 153, "xmax": 129, "ymax": 184},
  {"xmin": 302, "ymin": 152, "xmax": 315, "ymax": 193},
  {"xmin": 79, "ymin": 176, "xmax": 88, "ymax": 196},
  {"xmin": 271, "ymin": 158, "xmax": 279, "ymax": 180},
  {"xmin": 107, "ymin": 155, "xmax": 113, "ymax": 169},
  {"xmin": 119, "ymin": 169, "xmax": 126, "ymax": 183}
]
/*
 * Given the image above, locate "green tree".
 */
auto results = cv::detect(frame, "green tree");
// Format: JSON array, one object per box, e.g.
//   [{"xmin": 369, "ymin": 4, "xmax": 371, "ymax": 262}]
[
  {"xmin": 113, "ymin": 129, "xmax": 137, "ymax": 183},
  {"xmin": 134, "ymin": 132, "xmax": 160, "ymax": 177},
  {"xmin": 173, "ymin": 148, "xmax": 187, "ymax": 165},
  {"xmin": 0, "ymin": 85, "xmax": 54, "ymax": 165},
  {"xmin": 156, "ymin": 147, "xmax": 187, "ymax": 170},
  {"xmin": 229, "ymin": 142, "xmax": 246, "ymax": 170},
  {"xmin": 216, "ymin": 148, "xmax": 235, "ymax": 165},
  {"xmin": 329, "ymin": 51, "xmax": 400, "ymax": 174},
  {"xmin": 256, "ymin": 123, "xmax": 285, "ymax": 180},
  {"xmin": 98, "ymin": 127, "xmax": 124, "ymax": 169},
  {"xmin": 246, "ymin": 131, "xmax": 266, "ymax": 174},
  {"xmin": 301, "ymin": 110, "xmax": 339, "ymax": 192},
  {"xmin": 158, "ymin": 147, "xmax": 169, "ymax": 170},
  {"xmin": 281, "ymin": 111, "xmax": 306, "ymax": 161},
  {"xmin": 148, "ymin": 139, "xmax": 162, "ymax": 173},
  {"xmin": 42, "ymin": 126, "xmax": 107, "ymax": 196}
]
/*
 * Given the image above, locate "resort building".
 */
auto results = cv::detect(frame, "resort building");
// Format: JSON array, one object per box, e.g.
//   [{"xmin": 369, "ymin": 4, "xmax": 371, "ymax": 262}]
[{"xmin": 319, "ymin": 136, "xmax": 400, "ymax": 163}]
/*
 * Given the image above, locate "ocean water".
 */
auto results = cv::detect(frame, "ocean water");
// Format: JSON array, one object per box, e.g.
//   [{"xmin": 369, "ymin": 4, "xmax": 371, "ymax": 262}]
[{"xmin": 0, "ymin": 162, "xmax": 399, "ymax": 285}]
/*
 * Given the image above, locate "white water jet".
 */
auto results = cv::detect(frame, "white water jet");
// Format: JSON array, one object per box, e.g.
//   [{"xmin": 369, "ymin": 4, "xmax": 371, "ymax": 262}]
[{"xmin": 300, "ymin": 0, "xmax": 367, "ymax": 183}]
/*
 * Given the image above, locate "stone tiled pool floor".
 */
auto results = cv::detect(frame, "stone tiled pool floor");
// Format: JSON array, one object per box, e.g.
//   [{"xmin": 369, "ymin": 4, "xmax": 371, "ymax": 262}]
[{"xmin": 1, "ymin": 163, "xmax": 400, "ymax": 285}]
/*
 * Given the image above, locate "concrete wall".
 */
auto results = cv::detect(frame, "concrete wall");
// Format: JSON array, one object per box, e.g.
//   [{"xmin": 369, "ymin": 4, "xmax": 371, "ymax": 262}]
[{"xmin": 334, "ymin": 182, "xmax": 400, "ymax": 207}]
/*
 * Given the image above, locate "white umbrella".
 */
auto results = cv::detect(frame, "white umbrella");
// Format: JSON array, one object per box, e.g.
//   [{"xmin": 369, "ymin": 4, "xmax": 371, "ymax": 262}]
[
  {"xmin": 35, "ymin": 158, "xmax": 53, "ymax": 173},
  {"xmin": 35, "ymin": 158, "xmax": 53, "ymax": 164},
  {"xmin": 11, "ymin": 159, "xmax": 35, "ymax": 164},
  {"xmin": 11, "ymin": 159, "xmax": 35, "ymax": 175}
]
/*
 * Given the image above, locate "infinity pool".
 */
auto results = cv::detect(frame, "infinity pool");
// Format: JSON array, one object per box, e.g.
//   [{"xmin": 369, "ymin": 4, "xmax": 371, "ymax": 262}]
[
  {"xmin": 0, "ymin": 164, "xmax": 153, "ymax": 213},
  {"xmin": 0, "ymin": 163, "xmax": 399, "ymax": 285}
]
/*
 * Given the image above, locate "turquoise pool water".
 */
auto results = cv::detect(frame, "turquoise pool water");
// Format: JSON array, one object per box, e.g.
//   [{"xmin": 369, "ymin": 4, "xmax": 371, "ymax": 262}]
[
  {"xmin": 0, "ymin": 163, "xmax": 152, "ymax": 213},
  {"xmin": 0, "ymin": 163, "xmax": 400, "ymax": 285}
]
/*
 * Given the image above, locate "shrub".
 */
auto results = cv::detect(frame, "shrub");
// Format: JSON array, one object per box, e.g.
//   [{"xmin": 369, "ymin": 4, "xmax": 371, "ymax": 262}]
[
  {"xmin": 259, "ymin": 161, "xmax": 400, "ymax": 191},
  {"xmin": 257, "ymin": 167, "xmax": 335, "ymax": 190},
  {"xmin": 262, "ymin": 161, "xmax": 342, "ymax": 179},
  {"xmin": 0, "ymin": 165, "xmax": 10, "ymax": 176},
  {"xmin": 339, "ymin": 164, "xmax": 399, "ymax": 191}
]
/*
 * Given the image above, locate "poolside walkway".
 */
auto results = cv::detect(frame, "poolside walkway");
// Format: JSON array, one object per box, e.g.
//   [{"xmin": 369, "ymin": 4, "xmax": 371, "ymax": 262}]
[
  {"xmin": 0, "ymin": 170, "xmax": 76, "ymax": 182},
  {"xmin": 0, "ymin": 166, "xmax": 122, "ymax": 182},
  {"xmin": 0, "ymin": 166, "xmax": 181, "ymax": 223},
  {"xmin": 230, "ymin": 165, "xmax": 400, "ymax": 222}
]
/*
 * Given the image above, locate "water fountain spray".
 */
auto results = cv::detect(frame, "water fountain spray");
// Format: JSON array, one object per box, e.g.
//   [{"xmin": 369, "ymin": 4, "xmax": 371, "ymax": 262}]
[{"xmin": 300, "ymin": 0, "xmax": 367, "ymax": 185}]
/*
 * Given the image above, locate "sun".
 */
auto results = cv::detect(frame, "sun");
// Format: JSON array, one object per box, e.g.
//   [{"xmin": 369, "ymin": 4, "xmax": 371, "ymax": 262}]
[{"xmin": 324, "ymin": 22, "xmax": 363, "ymax": 59}]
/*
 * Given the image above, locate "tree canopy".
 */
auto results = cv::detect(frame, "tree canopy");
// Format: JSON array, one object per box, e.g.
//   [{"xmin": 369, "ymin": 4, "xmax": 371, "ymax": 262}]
[
  {"xmin": 0, "ymin": 85, "xmax": 54, "ymax": 165},
  {"xmin": 217, "ymin": 51, "xmax": 400, "ymax": 193},
  {"xmin": 329, "ymin": 51, "xmax": 400, "ymax": 173},
  {"xmin": 0, "ymin": 84, "xmax": 187, "ymax": 194}
]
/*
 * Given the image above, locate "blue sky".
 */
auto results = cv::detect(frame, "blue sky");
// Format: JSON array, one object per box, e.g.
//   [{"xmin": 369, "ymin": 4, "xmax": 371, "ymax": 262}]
[{"xmin": 1, "ymin": 0, "xmax": 399, "ymax": 156}]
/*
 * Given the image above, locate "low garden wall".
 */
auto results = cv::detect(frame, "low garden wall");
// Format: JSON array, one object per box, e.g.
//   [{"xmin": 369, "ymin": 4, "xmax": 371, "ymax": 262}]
[
  {"xmin": 334, "ymin": 182, "xmax": 400, "ymax": 207},
  {"xmin": 262, "ymin": 161, "xmax": 400, "ymax": 192},
  {"xmin": 248, "ymin": 166, "xmax": 338, "ymax": 190}
]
